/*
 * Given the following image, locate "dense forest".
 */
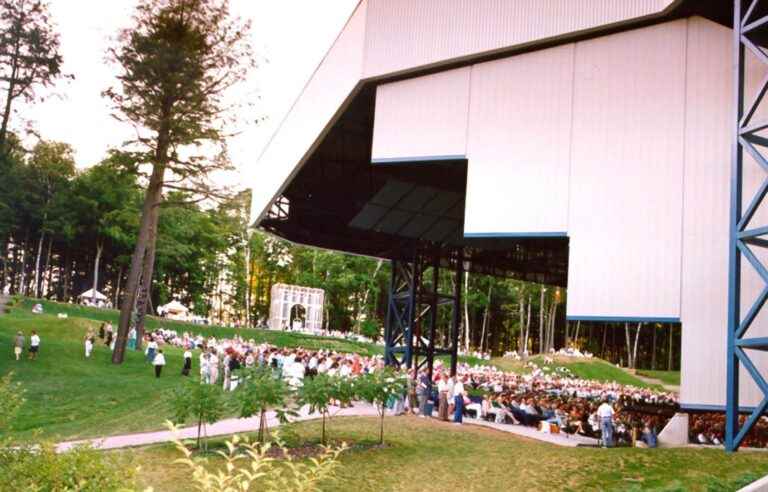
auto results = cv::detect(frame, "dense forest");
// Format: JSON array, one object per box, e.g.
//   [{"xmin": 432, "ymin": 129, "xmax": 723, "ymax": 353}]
[{"xmin": 0, "ymin": 0, "xmax": 680, "ymax": 370}]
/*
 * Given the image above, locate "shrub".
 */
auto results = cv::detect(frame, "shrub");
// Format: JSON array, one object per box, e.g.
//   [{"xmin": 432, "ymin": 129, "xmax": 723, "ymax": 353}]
[
  {"xmin": 236, "ymin": 367, "xmax": 296, "ymax": 443},
  {"xmin": 354, "ymin": 368, "xmax": 408, "ymax": 444},
  {"xmin": 359, "ymin": 319, "xmax": 381, "ymax": 342},
  {"xmin": 169, "ymin": 424, "xmax": 346, "ymax": 492},
  {"xmin": 171, "ymin": 379, "xmax": 227, "ymax": 451},
  {"xmin": 297, "ymin": 374, "xmax": 354, "ymax": 445}
]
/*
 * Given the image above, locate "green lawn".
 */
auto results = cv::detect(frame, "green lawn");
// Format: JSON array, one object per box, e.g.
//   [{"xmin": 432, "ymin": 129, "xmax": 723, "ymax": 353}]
[
  {"xmin": 638, "ymin": 370, "xmax": 681, "ymax": 386},
  {"xmin": 125, "ymin": 416, "xmax": 768, "ymax": 492}
]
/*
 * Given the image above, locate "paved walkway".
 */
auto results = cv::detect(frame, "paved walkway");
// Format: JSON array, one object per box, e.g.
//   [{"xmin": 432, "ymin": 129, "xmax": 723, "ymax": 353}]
[{"xmin": 56, "ymin": 404, "xmax": 595, "ymax": 452}]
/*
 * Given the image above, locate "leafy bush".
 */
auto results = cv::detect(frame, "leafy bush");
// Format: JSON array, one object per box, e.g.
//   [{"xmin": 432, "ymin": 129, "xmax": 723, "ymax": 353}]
[
  {"xmin": 359, "ymin": 319, "xmax": 381, "ymax": 342},
  {"xmin": 171, "ymin": 379, "xmax": 227, "ymax": 451},
  {"xmin": 169, "ymin": 424, "xmax": 346, "ymax": 492},
  {"xmin": 0, "ymin": 443, "xmax": 134, "ymax": 491},
  {"xmin": 353, "ymin": 368, "xmax": 407, "ymax": 444},
  {"xmin": 297, "ymin": 374, "xmax": 354, "ymax": 445},
  {"xmin": 236, "ymin": 367, "xmax": 296, "ymax": 443}
]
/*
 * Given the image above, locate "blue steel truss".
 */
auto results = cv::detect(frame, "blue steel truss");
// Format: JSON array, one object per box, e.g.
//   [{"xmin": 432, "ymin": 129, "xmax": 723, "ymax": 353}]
[
  {"xmin": 384, "ymin": 250, "xmax": 462, "ymax": 382},
  {"xmin": 728, "ymin": 0, "xmax": 768, "ymax": 452}
]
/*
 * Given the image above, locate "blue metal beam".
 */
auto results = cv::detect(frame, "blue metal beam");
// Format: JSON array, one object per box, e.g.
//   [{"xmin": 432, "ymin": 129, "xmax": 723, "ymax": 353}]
[{"xmin": 727, "ymin": 0, "xmax": 746, "ymax": 453}]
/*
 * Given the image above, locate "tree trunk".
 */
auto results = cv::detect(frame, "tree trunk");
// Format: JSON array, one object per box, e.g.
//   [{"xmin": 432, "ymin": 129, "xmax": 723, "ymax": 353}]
[
  {"xmin": 668, "ymin": 326, "xmax": 674, "ymax": 371},
  {"xmin": 548, "ymin": 301, "xmax": 558, "ymax": 352},
  {"xmin": 33, "ymin": 231, "xmax": 44, "ymax": 298},
  {"xmin": 479, "ymin": 283, "xmax": 492, "ymax": 354},
  {"xmin": 92, "ymin": 240, "xmax": 104, "ymax": 304},
  {"xmin": 357, "ymin": 259, "xmax": 383, "ymax": 331},
  {"xmin": 601, "ymin": 325, "xmax": 608, "ymax": 359},
  {"xmin": 379, "ymin": 405, "xmax": 385, "ymax": 445},
  {"xmin": 0, "ymin": 35, "xmax": 20, "ymax": 154},
  {"xmin": 574, "ymin": 320, "xmax": 581, "ymax": 346},
  {"xmin": 135, "ymin": 221, "xmax": 159, "ymax": 351},
  {"xmin": 42, "ymin": 238, "xmax": 53, "ymax": 297},
  {"xmin": 523, "ymin": 296, "xmax": 532, "ymax": 356},
  {"xmin": 113, "ymin": 158, "xmax": 166, "ymax": 364},
  {"xmin": 114, "ymin": 265, "xmax": 123, "ymax": 308},
  {"xmin": 18, "ymin": 230, "xmax": 28, "ymax": 296},
  {"xmin": 463, "ymin": 271, "xmax": 470, "ymax": 353},
  {"xmin": 651, "ymin": 325, "xmax": 657, "ymax": 370},
  {"xmin": 538, "ymin": 287, "xmax": 545, "ymax": 354},
  {"xmin": 624, "ymin": 323, "xmax": 632, "ymax": 368},
  {"xmin": 517, "ymin": 296, "xmax": 524, "ymax": 354},
  {"xmin": 62, "ymin": 248, "xmax": 71, "ymax": 302},
  {"xmin": 632, "ymin": 322, "xmax": 642, "ymax": 369}
]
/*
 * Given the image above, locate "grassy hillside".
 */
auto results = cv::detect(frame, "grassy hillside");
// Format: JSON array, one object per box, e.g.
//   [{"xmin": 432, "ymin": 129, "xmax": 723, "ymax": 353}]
[{"xmin": 491, "ymin": 355, "xmax": 659, "ymax": 389}]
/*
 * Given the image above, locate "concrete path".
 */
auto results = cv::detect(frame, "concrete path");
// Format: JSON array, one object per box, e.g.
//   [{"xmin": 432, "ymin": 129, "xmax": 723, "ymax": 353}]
[
  {"xmin": 56, "ymin": 404, "xmax": 595, "ymax": 452},
  {"xmin": 56, "ymin": 404, "xmax": 379, "ymax": 453}
]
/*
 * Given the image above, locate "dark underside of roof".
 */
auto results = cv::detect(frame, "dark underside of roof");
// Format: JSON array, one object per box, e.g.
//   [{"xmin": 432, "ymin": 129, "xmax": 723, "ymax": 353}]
[{"xmin": 257, "ymin": 1, "xmax": 756, "ymax": 288}]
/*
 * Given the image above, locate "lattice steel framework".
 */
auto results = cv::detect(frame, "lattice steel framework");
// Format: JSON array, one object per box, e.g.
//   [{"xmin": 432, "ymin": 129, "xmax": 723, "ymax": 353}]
[
  {"xmin": 728, "ymin": 0, "xmax": 768, "ymax": 452},
  {"xmin": 384, "ymin": 249, "xmax": 463, "ymax": 382}
]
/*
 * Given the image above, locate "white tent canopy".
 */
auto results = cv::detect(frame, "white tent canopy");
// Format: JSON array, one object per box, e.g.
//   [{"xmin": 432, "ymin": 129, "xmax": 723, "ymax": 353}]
[
  {"xmin": 78, "ymin": 289, "xmax": 107, "ymax": 301},
  {"xmin": 158, "ymin": 300, "xmax": 189, "ymax": 315}
]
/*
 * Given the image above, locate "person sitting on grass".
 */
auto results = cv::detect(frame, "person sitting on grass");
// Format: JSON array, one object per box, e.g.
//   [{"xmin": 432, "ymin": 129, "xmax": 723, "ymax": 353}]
[
  {"xmin": 153, "ymin": 349, "xmax": 166, "ymax": 378},
  {"xmin": 13, "ymin": 331, "xmax": 24, "ymax": 361}
]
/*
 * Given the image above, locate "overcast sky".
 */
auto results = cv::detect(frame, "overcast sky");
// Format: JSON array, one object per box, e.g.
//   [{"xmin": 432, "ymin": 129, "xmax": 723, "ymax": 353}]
[{"xmin": 20, "ymin": 0, "xmax": 359, "ymax": 188}]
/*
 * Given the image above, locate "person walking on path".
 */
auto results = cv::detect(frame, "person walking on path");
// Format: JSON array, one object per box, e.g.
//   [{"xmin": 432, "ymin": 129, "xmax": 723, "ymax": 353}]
[
  {"xmin": 181, "ymin": 349, "xmax": 192, "ymax": 376},
  {"xmin": 13, "ymin": 331, "xmax": 24, "ymax": 361},
  {"xmin": 597, "ymin": 399, "xmax": 615, "ymax": 448},
  {"xmin": 153, "ymin": 349, "xmax": 166, "ymax": 378},
  {"xmin": 28, "ymin": 330, "xmax": 40, "ymax": 360},
  {"xmin": 453, "ymin": 375, "xmax": 466, "ymax": 424}
]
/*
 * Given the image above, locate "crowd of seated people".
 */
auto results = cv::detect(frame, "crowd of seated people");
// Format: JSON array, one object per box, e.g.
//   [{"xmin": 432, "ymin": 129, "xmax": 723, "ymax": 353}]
[
  {"xmin": 139, "ymin": 330, "xmax": 704, "ymax": 448},
  {"xmin": 689, "ymin": 412, "xmax": 768, "ymax": 448}
]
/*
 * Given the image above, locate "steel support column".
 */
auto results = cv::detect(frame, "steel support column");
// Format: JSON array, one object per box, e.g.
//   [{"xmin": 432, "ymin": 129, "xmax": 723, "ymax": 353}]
[
  {"xmin": 728, "ymin": 0, "xmax": 768, "ymax": 452},
  {"xmin": 384, "ymin": 249, "xmax": 462, "ymax": 379}
]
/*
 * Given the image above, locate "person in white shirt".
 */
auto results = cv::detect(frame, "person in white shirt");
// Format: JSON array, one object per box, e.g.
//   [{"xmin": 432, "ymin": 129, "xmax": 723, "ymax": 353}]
[
  {"xmin": 596, "ymin": 400, "xmax": 615, "ymax": 447},
  {"xmin": 153, "ymin": 349, "xmax": 166, "ymax": 378},
  {"xmin": 29, "ymin": 331, "xmax": 40, "ymax": 360},
  {"xmin": 453, "ymin": 376, "xmax": 466, "ymax": 424},
  {"xmin": 84, "ymin": 333, "xmax": 94, "ymax": 359}
]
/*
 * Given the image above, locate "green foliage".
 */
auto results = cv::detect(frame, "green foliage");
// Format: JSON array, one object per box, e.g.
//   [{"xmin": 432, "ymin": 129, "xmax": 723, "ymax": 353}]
[
  {"xmin": 169, "ymin": 423, "xmax": 346, "ymax": 492},
  {"xmin": 236, "ymin": 367, "xmax": 296, "ymax": 443},
  {"xmin": 353, "ymin": 368, "xmax": 407, "ymax": 444},
  {"xmin": 171, "ymin": 379, "xmax": 227, "ymax": 450},
  {"xmin": 0, "ymin": 442, "xmax": 134, "ymax": 492},
  {"xmin": 297, "ymin": 374, "xmax": 355, "ymax": 445},
  {"xmin": 360, "ymin": 319, "xmax": 381, "ymax": 342},
  {"xmin": 0, "ymin": 372, "xmax": 24, "ymax": 433},
  {"xmin": 0, "ymin": 0, "xmax": 66, "ymax": 153}
]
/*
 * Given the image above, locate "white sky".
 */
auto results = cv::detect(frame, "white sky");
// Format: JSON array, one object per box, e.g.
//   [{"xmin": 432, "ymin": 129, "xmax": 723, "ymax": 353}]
[{"xmin": 21, "ymin": 0, "xmax": 359, "ymax": 189}]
